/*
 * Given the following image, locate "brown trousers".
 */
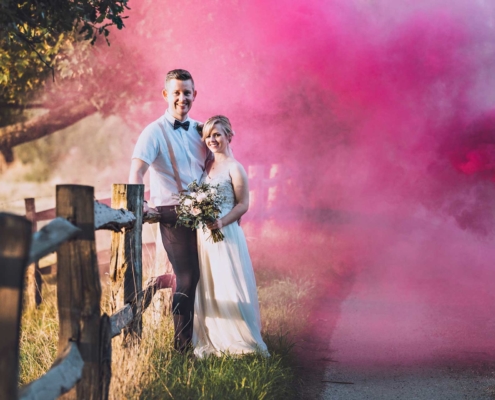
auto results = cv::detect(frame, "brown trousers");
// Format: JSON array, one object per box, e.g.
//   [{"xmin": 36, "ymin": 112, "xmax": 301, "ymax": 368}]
[{"xmin": 157, "ymin": 206, "xmax": 200, "ymax": 351}]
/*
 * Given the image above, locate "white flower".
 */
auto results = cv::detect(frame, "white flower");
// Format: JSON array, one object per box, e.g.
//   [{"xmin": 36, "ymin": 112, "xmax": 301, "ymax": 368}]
[
  {"xmin": 209, "ymin": 188, "xmax": 217, "ymax": 195},
  {"xmin": 196, "ymin": 193, "xmax": 208, "ymax": 203},
  {"xmin": 191, "ymin": 207, "xmax": 202, "ymax": 216},
  {"xmin": 190, "ymin": 192, "xmax": 197, "ymax": 198},
  {"xmin": 184, "ymin": 198, "xmax": 193, "ymax": 206}
]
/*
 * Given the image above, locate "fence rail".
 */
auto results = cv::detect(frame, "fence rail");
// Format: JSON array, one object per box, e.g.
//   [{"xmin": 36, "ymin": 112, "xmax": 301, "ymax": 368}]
[
  {"xmin": 0, "ymin": 184, "xmax": 163, "ymax": 400},
  {"xmin": 29, "ymin": 217, "xmax": 81, "ymax": 264},
  {"xmin": 19, "ymin": 342, "xmax": 84, "ymax": 400}
]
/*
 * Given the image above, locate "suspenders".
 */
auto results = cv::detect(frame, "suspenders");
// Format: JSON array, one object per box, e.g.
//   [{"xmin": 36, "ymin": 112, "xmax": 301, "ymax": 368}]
[{"xmin": 158, "ymin": 122, "xmax": 185, "ymax": 193}]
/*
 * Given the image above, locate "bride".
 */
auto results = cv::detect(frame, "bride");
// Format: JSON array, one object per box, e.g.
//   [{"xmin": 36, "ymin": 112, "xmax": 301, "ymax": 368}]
[{"xmin": 192, "ymin": 115, "xmax": 269, "ymax": 358}]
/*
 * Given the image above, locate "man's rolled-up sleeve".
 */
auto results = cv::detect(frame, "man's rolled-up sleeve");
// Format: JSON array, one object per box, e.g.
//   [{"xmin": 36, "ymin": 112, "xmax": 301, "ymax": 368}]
[{"xmin": 132, "ymin": 126, "xmax": 159, "ymax": 166}]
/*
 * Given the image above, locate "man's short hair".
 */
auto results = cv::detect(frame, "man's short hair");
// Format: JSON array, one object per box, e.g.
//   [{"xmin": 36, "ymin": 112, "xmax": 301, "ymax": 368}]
[{"xmin": 165, "ymin": 69, "xmax": 194, "ymax": 89}]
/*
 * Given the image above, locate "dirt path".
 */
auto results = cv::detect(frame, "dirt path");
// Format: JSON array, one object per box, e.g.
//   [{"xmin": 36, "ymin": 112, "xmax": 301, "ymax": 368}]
[
  {"xmin": 313, "ymin": 259, "xmax": 495, "ymax": 400},
  {"xmin": 321, "ymin": 363, "xmax": 495, "ymax": 399}
]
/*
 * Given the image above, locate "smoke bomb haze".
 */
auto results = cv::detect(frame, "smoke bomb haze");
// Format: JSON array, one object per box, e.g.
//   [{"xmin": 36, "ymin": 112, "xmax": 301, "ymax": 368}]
[{"xmin": 24, "ymin": 0, "xmax": 495, "ymax": 369}]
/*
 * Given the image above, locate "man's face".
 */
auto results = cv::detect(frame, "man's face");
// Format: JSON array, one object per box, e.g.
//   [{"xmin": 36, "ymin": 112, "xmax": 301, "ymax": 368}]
[{"xmin": 162, "ymin": 79, "xmax": 197, "ymax": 121}]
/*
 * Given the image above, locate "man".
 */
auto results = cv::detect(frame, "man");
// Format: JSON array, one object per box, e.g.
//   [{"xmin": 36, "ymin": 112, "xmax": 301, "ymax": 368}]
[{"xmin": 129, "ymin": 69, "xmax": 208, "ymax": 352}]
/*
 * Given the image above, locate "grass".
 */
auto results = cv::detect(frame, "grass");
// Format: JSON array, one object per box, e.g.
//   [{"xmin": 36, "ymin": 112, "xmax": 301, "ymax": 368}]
[
  {"xmin": 18, "ymin": 277, "xmax": 58, "ymax": 384},
  {"xmin": 258, "ymin": 276, "xmax": 314, "ymax": 336},
  {"xmin": 109, "ymin": 318, "xmax": 296, "ymax": 399},
  {"xmin": 19, "ymin": 271, "xmax": 314, "ymax": 399}
]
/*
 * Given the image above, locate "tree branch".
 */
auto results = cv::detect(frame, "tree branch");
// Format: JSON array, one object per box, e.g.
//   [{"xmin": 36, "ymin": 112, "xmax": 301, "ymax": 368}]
[
  {"xmin": 0, "ymin": 103, "xmax": 45, "ymax": 110},
  {"xmin": 0, "ymin": 101, "xmax": 98, "ymax": 152}
]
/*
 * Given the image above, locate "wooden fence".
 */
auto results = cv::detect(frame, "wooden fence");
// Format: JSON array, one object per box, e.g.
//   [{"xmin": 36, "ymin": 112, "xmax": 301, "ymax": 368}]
[
  {"xmin": 20, "ymin": 164, "xmax": 288, "ymax": 313},
  {"xmin": 21, "ymin": 189, "xmax": 153, "ymax": 309},
  {"xmin": 0, "ymin": 164, "xmax": 289, "ymax": 399},
  {"xmin": 0, "ymin": 184, "xmax": 161, "ymax": 400}
]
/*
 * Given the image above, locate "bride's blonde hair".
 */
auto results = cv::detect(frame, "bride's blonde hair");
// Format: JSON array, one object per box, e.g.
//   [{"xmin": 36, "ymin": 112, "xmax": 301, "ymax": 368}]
[{"xmin": 198, "ymin": 115, "xmax": 235, "ymax": 143}]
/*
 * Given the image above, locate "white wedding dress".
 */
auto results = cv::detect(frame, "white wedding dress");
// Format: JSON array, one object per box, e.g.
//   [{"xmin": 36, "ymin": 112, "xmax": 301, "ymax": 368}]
[{"xmin": 192, "ymin": 170, "xmax": 269, "ymax": 358}]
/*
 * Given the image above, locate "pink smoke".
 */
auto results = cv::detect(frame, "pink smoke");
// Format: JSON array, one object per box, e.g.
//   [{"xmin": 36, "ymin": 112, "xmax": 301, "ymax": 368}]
[{"xmin": 78, "ymin": 0, "xmax": 495, "ymax": 365}]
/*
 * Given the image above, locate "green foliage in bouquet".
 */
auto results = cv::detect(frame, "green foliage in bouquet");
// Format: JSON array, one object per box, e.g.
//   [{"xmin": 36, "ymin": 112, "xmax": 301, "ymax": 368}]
[{"xmin": 175, "ymin": 180, "xmax": 226, "ymax": 243}]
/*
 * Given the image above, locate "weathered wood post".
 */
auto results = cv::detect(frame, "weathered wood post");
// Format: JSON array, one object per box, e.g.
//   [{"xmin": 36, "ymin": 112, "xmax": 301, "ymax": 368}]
[
  {"xmin": 109, "ymin": 184, "xmax": 144, "ymax": 342},
  {"xmin": 56, "ymin": 185, "xmax": 110, "ymax": 400},
  {"xmin": 151, "ymin": 229, "xmax": 174, "ymax": 321},
  {"xmin": 0, "ymin": 213, "xmax": 32, "ymax": 400},
  {"xmin": 24, "ymin": 198, "xmax": 42, "ymax": 308}
]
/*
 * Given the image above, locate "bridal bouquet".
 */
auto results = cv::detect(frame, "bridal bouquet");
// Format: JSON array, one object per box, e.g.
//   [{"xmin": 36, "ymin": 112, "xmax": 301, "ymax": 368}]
[{"xmin": 175, "ymin": 180, "xmax": 226, "ymax": 243}]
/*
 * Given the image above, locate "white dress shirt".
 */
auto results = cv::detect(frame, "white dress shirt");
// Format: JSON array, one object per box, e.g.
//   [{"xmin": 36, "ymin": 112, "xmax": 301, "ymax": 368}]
[{"xmin": 132, "ymin": 111, "xmax": 208, "ymax": 206}]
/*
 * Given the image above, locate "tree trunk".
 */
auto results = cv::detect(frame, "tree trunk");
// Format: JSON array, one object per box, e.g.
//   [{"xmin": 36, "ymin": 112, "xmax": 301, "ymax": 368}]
[{"xmin": 0, "ymin": 101, "xmax": 97, "ymax": 158}]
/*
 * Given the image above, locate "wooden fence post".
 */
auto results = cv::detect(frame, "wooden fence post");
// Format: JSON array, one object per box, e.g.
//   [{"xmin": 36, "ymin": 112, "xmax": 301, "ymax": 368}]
[
  {"xmin": 109, "ymin": 184, "xmax": 144, "ymax": 342},
  {"xmin": 151, "ymin": 229, "xmax": 173, "ymax": 321},
  {"xmin": 56, "ymin": 185, "xmax": 108, "ymax": 400},
  {"xmin": 0, "ymin": 213, "xmax": 32, "ymax": 400},
  {"xmin": 24, "ymin": 198, "xmax": 42, "ymax": 309}
]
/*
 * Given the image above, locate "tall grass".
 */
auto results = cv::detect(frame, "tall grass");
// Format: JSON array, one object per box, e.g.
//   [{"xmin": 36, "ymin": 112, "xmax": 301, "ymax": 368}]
[
  {"xmin": 19, "ymin": 271, "xmax": 314, "ymax": 399},
  {"xmin": 18, "ymin": 276, "xmax": 58, "ymax": 384},
  {"xmin": 109, "ymin": 317, "xmax": 296, "ymax": 399}
]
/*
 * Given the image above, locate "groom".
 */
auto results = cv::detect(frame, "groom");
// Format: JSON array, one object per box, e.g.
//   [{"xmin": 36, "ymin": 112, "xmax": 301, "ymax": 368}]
[{"xmin": 129, "ymin": 69, "xmax": 208, "ymax": 352}]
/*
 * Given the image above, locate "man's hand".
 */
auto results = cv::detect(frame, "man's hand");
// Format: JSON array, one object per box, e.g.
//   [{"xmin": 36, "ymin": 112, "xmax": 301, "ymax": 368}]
[
  {"xmin": 143, "ymin": 201, "xmax": 150, "ymax": 215},
  {"xmin": 206, "ymin": 219, "xmax": 223, "ymax": 230}
]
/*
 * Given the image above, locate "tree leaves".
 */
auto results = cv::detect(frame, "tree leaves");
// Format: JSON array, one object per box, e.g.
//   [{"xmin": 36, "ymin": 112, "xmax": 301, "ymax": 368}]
[
  {"xmin": 0, "ymin": 0, "xmax": 130, "ymax": 46},
  {"xmin": 0, "ymin": 0, "xmax": 131, "ymax": 157},
  {"xmin": 0, "ymin": 0, "xmax": 130, "ymax": 112}
]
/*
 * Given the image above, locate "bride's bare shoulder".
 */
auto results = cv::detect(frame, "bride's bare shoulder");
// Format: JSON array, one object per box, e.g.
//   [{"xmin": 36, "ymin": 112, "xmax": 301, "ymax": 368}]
[{"xmin": 228, "ymin": 159, "xmax": 248, "ymax": 180}]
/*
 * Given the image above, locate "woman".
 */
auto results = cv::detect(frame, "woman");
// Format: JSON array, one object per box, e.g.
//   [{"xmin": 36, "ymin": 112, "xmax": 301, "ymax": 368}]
[{"xmin": 192, "ymin": 115, "xmax": 269, "ymax": 358}]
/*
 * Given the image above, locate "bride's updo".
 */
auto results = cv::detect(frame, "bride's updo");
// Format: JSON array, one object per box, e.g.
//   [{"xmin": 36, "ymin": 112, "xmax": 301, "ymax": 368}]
[{"xmin": 198, "ymin": 115, "xmax": 235, "ymax": 143}]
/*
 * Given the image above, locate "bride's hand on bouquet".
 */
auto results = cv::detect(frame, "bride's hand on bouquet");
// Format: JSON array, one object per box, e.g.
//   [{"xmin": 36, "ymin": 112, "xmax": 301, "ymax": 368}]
[{"xmin": 206, "ymin": 219, "xmax": 223, "ymax": 230}]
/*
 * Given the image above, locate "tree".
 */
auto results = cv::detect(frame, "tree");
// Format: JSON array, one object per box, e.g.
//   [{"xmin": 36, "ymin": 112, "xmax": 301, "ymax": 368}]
[{"xmin": 0, "ymin": 0, "xmax": 129, "ymax": 164}]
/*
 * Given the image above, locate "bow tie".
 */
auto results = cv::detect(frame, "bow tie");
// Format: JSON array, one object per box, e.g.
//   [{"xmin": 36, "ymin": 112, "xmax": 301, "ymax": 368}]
[{"xmin": 173, "ymin": 120, "xmax": 190, "ymax": 131}]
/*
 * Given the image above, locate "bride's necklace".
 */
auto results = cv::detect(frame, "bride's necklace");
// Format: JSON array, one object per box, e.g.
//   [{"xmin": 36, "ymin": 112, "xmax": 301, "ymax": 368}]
[{"xmin": 210, "ymin": 159, "xmax": 225, "ymax": 171}]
